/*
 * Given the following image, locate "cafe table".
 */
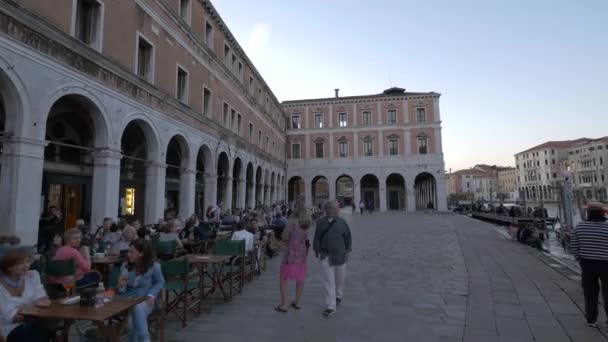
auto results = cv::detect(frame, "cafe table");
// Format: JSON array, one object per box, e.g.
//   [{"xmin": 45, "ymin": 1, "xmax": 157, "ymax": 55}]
[
  {"xmin": 185, "ymin": 254, "xmax": 232, "ymax": 311},
  {"xmin": 20, "ymin": 296, "xmax": 146, "ymax": 342}
]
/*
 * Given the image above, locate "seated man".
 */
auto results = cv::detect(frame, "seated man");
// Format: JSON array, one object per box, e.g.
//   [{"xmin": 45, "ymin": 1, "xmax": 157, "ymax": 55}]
[{"xmin": 231, "ymin": 221, "xmax": 254, "ymax": 254}]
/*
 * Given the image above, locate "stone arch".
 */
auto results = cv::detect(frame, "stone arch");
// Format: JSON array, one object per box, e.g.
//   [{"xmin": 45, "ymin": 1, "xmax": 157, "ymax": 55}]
[
  {"xmin": 288, "ymin": 176, "xmax": 305, "ymax": 203},
  {"xmin": 386, "ymin": 173, "xmax": 406, "ymax": 210},
  {"xmin": 335, "ymin": 174, "xmax": 354, "ymax": 207},
  {"xmin": 195, "ymin": 143, "xmax": 214, "ymax": 216},
  {"xmin": 255, "ymin": 165, "xmax": 263, "ymax": 206},
  {"xmin": 0, "ymin": 63, "xmax": 31, "ymax": 136},
  {"xmin": 216, "ymin": 151, "xmax": 231, "ymax": 207},
  {"xmin": 414, "ymin": 172, "xmax": 437, "ymax": 210},
  {"xmin": 360, "ymin": 174, "xmax": 380, "ymax": 210},
  {"xmin": 164, "ymin": 134, "xmax": 191, "ymax": 215},
  {"xmin": 311, "ymin": 175, "xmax": 329, "ymax": 207},
  {"xmin": 119, "ymin": 113, "xmax": 161, "ymax": 162}
]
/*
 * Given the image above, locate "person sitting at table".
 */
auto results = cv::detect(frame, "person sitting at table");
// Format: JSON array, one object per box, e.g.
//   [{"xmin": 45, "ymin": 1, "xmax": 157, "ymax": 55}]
[
  {"xmin": 43, "ymin": 233, "xmax": 63, "ymax": 260},
  {"xmin": 158, "ymin": 221, "xmax": 184, "ymax": 250},
  {"xmin": 49, "ymin": 228, "xmax": 100, "ymax": 289},
  {"xmin": 221, "ymin": 210, "xmax": 239, "ymax": 226},
  {"xmin": 117, "ymin": 239, "xmax": 165, "ymax": 342},
  {"xmin": 110, "ymin": 226, "xmax": 138, "ymax": 255},
  {"xmin": 179, "ymin": 215, "xmax": 199, "ymax": 240},
  {"xmin": 231, "ymin": 221, "xmax": 254, "ymax": 254},
  {"xmin": 0, "ymin": 246, "xmax": 52, "ymax": 342}
]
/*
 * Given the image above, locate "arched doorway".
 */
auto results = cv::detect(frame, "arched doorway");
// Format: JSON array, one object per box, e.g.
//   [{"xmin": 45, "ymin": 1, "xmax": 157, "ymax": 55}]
[
  {"xmin": 42, "ymin": 95, "xmax": 106, "ymax": 229},
  {"xmin": 311, "ymin": 176, "xmax": 329, "ymax": 207},
  {"xmin": 263, "ymin": 169, "xmax": 270, "ymax": 206},
  {"xmin": 336, "ymin": 175, "xmax": 354, "ymax": 207},
  {"xmin": 246, "ymin": 163, "xmax": 254, "ymax": 208},
  {"xmin": 232, "ymin": 157, "xmax": 242, "ymax": 210},
  {"xmin": 271, "ymin": 171, "xmax": 276, "ymax": 204},
  {"xmin": 217, "ymin": 152, "xmax": 230, "ymax": 207},
  {"xmin": 255, "ymin": 166, "xmax": 263, "ymax": 206},
  {"xmin": 360, "ymin": 174, "xmax": 379, "ymax": 210},
  {"xmin": 288, "ymin": 176, "xmax": 305, "ymax": 203},
  {"xmin": 386, "ymin": 173, "xmax": 406, "ymax": 210},
  {"xmin": 414, "ymin": 172, "xmax": 437, "ymax": 210},
  {"xmin": 165, "ymin": 135, "xmax": 189, "ymax": 216},
  {"xmin": 195, "ymin": 145, "xmax": 212, "ymax": 217},
  {"xmin": 119, "ymin": 120, "xmax": 157, "ymax": 220}
]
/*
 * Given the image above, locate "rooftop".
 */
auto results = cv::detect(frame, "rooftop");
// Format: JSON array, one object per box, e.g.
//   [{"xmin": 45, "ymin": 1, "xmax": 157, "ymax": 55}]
[
  {"xmin": 517, "ymin": 138, "xmax": 592, "ymax": 155},
  {"xmin": 281, "ymin": 87, "xmax": 439, "ymax": 105}
]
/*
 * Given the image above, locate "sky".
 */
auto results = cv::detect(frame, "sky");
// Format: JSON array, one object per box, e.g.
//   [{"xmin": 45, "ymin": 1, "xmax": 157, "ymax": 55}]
[{"xmin": 212, "ymin": 0, "xmax": 608, "ymax": 171}]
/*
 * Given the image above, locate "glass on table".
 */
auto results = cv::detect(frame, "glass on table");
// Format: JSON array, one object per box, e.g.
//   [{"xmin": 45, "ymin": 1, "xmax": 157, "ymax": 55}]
[{"xmin": 62, "ymin": 276, "xmax": 76, "ymax": 298}]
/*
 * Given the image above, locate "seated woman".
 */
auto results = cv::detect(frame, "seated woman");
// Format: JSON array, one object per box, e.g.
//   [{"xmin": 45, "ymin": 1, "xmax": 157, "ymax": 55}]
[
  {"xmin": 0, "ymin": 246, "xmax": 52, "ymax": 342},
  {"xmin": 111, "ymin": 226, "xmax": 138, "ymax": 255},
  {"xmin": 179, "ymin": 215, "xmax": 199, "ymax": 240},
  {"xmin": 49, "ymin": 228, "xmax": 100, "ymax": 288},
  {"xmin": 158, "ymin": 222, "xmax": 184, "ymax": 250},
  {"xmin": 117, "ymin": 239, "xmax": 165, "ymax": 342}
]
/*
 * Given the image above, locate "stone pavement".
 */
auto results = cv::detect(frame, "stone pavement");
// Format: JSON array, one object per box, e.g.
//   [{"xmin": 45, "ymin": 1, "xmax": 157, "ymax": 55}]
[{"xmin": 165, "ymin": 212, "xmax": 608, "ymax": 342}]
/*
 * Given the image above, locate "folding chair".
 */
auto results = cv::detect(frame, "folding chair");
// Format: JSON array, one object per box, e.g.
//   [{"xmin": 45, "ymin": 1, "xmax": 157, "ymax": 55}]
[
  {"xmin": 161, "ymin": 258, "xmax": 199, "ymax": 327},
  {"xmin": 212, "ymin": 240, "xmax": 245, "ymax": 299},
  {"xmin": 44, "ymin": 259, "xmax": 76, "ymax": 299},
  {"xmin": 153, "ymin": 240, "xmax": 177, "ymax": 261}
]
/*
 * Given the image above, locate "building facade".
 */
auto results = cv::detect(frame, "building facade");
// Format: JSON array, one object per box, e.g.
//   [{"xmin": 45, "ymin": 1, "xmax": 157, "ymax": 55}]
[
  {"xmin": 0, "ymin": 0, "xmax": 287, "ymax": 244},
  {"xmin": 567, "ymin": 137, "xmax": 608, "ymax": 202},
  {"xmin": 283, "ymin": 87, "xmax": 447, "ymax": 212},
  {"xmin": 497, "ymin": 168, "xmax": 518, "ymax": 201},
  {"xmin": 515, "ymin": 139, "xmax": 589, "ymax": 203}
]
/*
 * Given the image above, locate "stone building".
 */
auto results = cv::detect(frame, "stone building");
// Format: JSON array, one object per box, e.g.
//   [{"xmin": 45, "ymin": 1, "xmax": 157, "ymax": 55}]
[
  {"xmin": 283, "ymin": 87, "xmax": 447, "ymax": 212},
  {"xmin": 0, "ymin": 0, "xmax": 287, "ymax": 244},
  {"xmin": 567, "ymin": 137, "xmax": 608, "ymax": 202},
  {"xmin": 497, "ymin": 167, "xmax": 518, "ymax": 201}
]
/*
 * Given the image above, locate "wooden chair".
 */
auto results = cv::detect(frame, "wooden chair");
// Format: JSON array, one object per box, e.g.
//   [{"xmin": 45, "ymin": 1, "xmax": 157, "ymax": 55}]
[
  {"xmin": 160, "ymin": 258, "xmax": 199, "ymax": 327},
  {"xmin": 212, "ymin": 240, "xmax": 245, "ymax": 299}
]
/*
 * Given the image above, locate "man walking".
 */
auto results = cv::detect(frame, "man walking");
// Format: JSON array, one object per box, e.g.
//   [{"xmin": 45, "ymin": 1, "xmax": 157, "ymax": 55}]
[
  {"xmin": 571, "ymin": 206, "xmax": 608, "ymax": 327},
  {"xmin": 314, "ymin": 199, "xmax": 352, "ymax": 317}
]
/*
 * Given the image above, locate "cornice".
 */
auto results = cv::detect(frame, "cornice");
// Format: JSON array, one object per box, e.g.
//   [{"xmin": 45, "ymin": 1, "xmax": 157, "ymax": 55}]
[{"xmin": 281, "ymin": 94, "xmax": 440, "ymax": 109}]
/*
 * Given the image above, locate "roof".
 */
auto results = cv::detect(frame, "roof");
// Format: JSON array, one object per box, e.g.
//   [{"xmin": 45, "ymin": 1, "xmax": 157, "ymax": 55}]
[
  {"xmin": 281, "ymin": 88, "xmax": 439, "ymax": 105},
  {"xmin": 517, "ymin": 138, "xmax": 592, "ymax": 154}
]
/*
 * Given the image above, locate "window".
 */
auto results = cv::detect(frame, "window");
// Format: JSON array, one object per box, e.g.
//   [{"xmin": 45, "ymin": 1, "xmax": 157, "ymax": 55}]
[
  {"xmin": 238, "ymin": 62, "xmax": 243, "ymax": 78},
  {"xmin": 416, "ymin": 108, "xmax": 426, "ymax": 123},
  {"xmin": 202, "ymin": 87, "xmax": 212, "ymax": 117},
  {"xmin": 339, "ymin": 141, "xmax": 348, "ymax": 158},
  {"xmin": 545, "ymin": 160, "xmax": 548, "ymax": 166},
  {"xmin": 417, "ymin": 135, "xmax": 428, "ymax": 154},
  {"xmin": 249, "ymin": 77, "xmax": 254, "ymax": 94},
  {"xmin": 258, "ymin": 130, "xmax": 262, "ymax": 145},
  {"xmin": 338, "ymin": 113, "xmax": 347, "ymax": 127},
  {"xmin": 224, "ymin": 44, "xmax": 230, "ymax": 64},
  {"xmin": 362, "ymin": 111, "xmax": 371, "ymax": 125},
  {"xmin": 389, "ymin": 139, "xmax": 398, "ymax": 156},
  {"xmin": 223, "ymin": 103, "xmax": 229, "ymax": 127},
  {"xmin": 74, "ymin": 0, "xmax": 103, "ymax": 50},
  {"xmin": 231, "ymin": 109, "xmax": 236, "ymax": 131},
  {"xmin": 363, "ymin": 140, "xmax": 373, "ymax": 156},
  {"xmin": 388, "ymin": 110, "xmax": 397, "ymax": 124},
  {"xmin": 136, "ymin": 34, "xmax": 154, "ymax": 82},
  {"xmin": 179, "ymin": 0, "xmax": 191, "ymax": 25},
  {"xmin": 266, "ymin": 136, "xmax": 269, "ymax": 151},
  {"xmin": 205, "ymin": 21, "xmax": 213, "ymax": 48},
  {"xmin": 266, "ymin": 97, "xmax": 270, "ymax": 112},
  {"xmin": 315, "ymin": 141, "xmax": 324, "ymax": 158},
  {"xmin": 291, "ymin": 143, "xmax": 301, "ymax": 159},
  {"xmin": 249, "ymin": 123, "xmax": 253, "ymax": 142},
  {"xmin": 552, "ymin": 159, "xmax": 555, "ymax": 165},
  {"xmin": 176, "ymin": 66, "xmax": 188, "ymax": 103},
  {"xmin": 601, "ymin": 157, "xmax": 604, "ymax": 165},
  {"xmin": 314, "ymin": 113, "xmax": 323, "ymax": 128},
  {"xmin": 237, "ymin": 114, "xmax": 242, "ymax": 135},
  {"xmin": 291, "ymin": 115, "xmax": 301, "ymax": 129}
]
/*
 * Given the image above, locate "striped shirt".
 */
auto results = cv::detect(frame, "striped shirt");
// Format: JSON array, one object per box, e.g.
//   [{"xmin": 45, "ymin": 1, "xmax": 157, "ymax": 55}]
[{"xmin": 571, "ymin": 221, "xmax": 608, "ymax": 261}]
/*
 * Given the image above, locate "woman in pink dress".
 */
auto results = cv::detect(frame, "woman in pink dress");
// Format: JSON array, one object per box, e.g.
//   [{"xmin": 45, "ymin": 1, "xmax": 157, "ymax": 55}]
[{"xmin": 275, "ymin": 205, "xmax": 311, "ymax": 312}]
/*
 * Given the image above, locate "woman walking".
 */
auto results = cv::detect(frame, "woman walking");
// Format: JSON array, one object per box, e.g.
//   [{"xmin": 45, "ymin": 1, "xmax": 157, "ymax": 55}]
[{"xmin": 275, "ymin": 204, "xmax": 312, "ymax": 312}]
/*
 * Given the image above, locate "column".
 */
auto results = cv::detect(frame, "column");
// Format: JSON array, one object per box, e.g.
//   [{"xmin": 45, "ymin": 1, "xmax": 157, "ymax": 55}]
[
  {"xmin": 250, "ymin": 181, "xmax": 257, "ymax": 208},
  {"xmin": 403, "ymin": 99, "xmax": 409, "ymax": 124},
  {"xmin": 203, "ymin": 173, "xmax": 217, "ymax": 217},
  {"xmin": 304, "ymin": 179, "xmax": 312, "ymax": 208},
  {"xmin": 435, "ymin": 128, "xmax": 443, "ymax": 154},
  {"xmin": 0, "ymin": 138, "xmax": 46, "ymax": 245},
  {"xmin": 436, "ymin": 175, "xmax": 448, "ymax": 211},
  {"xmin": 379, "ymin": 184, "xmax": 387, "ymax": 212},
  {"xmin": 377, "ymin": 102, "xmax": 382, "ymax": 125},
  {"xmin": 145, "ymin": 163, "xmax": 167, "ymax": 225},
  {"xmin": 178, "ymin": 169, "xmax": 196, "ymax": 220},
  {"xmin": 353, "ymin": 181, "xmax": 360, "ymax": 210},
  {"xmin": 238, "ymin": 179, "xmax": 247, "ymax": 209},
  {"xmin": 352, "ymin": 103, "xmax": 357, "ymax": 126},
  {"xmin": 329, "ymin": 104, "xmax": 333, "ymax": 128},
  {"xmin": 224, "ymin": 177, "xmax": 233, "ymax": 211},
  {"xmin": 264, "ymin": 185, "xmax": 269, "ymax": 206},
  {"xmin": 329, "ymin": 177, "xmax": 336, "ymax": 200},
  {"xmin": 91, "ymin": 148, "xmax": 122, "ymax": 227},
  {"xmin": 407, "ymin": 184, "xmax": 416, "ymax": 212}
]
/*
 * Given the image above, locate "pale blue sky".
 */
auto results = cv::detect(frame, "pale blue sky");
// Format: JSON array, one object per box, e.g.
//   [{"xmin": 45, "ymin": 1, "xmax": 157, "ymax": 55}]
[{"xmin": 213, "ymin": 0, "xmax": 608, "ymax": 171}]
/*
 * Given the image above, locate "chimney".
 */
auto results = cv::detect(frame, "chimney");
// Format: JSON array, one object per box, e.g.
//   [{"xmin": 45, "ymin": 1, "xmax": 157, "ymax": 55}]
[{"xmin": 334, "ymin": 88, "xmax": 340, "ymax": 98}]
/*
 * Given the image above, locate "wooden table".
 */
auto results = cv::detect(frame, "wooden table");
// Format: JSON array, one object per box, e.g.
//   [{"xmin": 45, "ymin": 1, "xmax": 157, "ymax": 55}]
[
  {"xmin": 185, "ymin": 254, "xmax": 232, "ymax": 309},
  {"xmin": 20, "ymin": 296, "xmax": 146, "ymax": 342},
  {"xmin": 92, "ymin": 256, "xmax": 125, "ymax": 285}
]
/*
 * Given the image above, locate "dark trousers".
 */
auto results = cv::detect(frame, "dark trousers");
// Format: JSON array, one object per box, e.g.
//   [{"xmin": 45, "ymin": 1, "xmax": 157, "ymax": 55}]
[
  {"xmin": 580, "ymin": 258, "xmax": 608, "ymax": 323},
  {"xmin": 7, "ymin": 322, "xmax": 51, "ymax": 342},
  {"xmin": 359, "ymin": 208, "xmax": 363, "ymax": 215}
]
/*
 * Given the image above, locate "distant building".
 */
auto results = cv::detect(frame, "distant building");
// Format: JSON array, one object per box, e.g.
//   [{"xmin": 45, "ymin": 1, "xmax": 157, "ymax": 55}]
[
  {"xmin": 283, "ymin": 87, "xmax": 447, "ymax": 211},
  {"xmin": 567, "ymin": 137, "xmax": 608, "ymax": 202},
  {"xmin": 515, "ymin": 138, "xmax": 590, "ymax": 203},
  {"xmin": 497, "ymin": 168, "xmax": 518, "ymax": 201},
  {"xmin": 449, "ymin": 165, "xmax": 512, "ymax": 203}
]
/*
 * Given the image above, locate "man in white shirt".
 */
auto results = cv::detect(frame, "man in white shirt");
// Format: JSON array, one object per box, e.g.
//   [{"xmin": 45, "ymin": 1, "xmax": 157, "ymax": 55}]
[{"xmin": 231, "ymin": 221, "xmax": 254, "ymax": 253}]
